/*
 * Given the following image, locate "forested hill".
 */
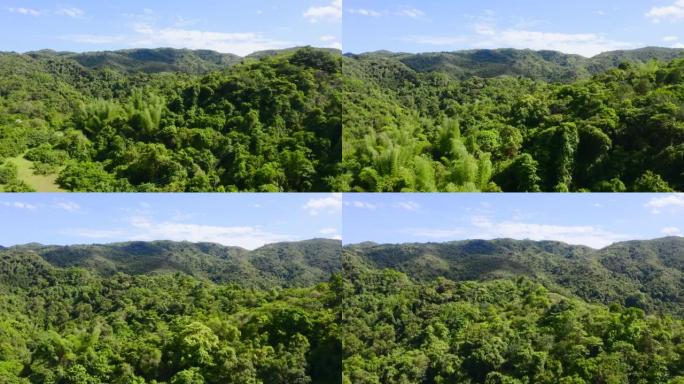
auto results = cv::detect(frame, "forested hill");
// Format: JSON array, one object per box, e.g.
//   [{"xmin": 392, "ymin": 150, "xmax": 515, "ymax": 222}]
[
  {"xmin": 344, "ymin": 237, "xmax": 684, "ymax": 316},
  {"xmin": 3, "ymin": 46, "xmax": 340, "ymax": 74},
  {"xmin": 343, "ymin": 256, "xmax": 684, "ymax": 384},
  {"xmin": 0, "ymin": 46, "xmax": 342, "ymax": 192},
  {"xmin": 349, "ymin": 47, "xmax": 684, "ymax": 82},
  {"xmin": 342, "ymin": 48, "xmax": 684, "ymax": 192},
  {"xmin": 0, "ymin": 238, "xmax": 341, "ymax": 288},
  {"xmin": 0, "ymin": 238, "xmax": 342, "ymax": 383}
]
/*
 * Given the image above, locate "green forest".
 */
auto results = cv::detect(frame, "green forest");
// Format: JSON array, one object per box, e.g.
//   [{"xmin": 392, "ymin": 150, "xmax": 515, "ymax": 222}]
[
  {"xmin": 0, "ymin": 47, "xmax": 341, "ymax": 192},
  {"xmin": 341, "ymin": 48, "xmax": 684, "ymax": 192},
  {"xmin": 0, "ymin": 239, "xmax": 342, "ymax": 383},
  {"xmin": 343, "ymin": 238, "xmax": 684, "ymax": 383}
]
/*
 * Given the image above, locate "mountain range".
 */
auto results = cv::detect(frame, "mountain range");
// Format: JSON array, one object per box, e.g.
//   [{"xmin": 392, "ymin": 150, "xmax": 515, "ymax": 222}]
[
  {"xmin": 0, "ymin": 238, "xmax": 341, "ymax": 289},
  {"xmin": 0, "ymin": 46, "xmax": 340, "ymax": 75},
  {"xmin": 346, "ymin": 46, "xmax": 684, "ymax": 82},
  {"xmin": 344, "ymin": 237, "xmax": 684, "ymax": 316}
]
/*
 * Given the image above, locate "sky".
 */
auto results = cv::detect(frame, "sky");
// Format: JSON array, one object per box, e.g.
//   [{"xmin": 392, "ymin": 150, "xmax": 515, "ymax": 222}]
[
  {"xmin": 0, "ymin": 193, "xmax": 342, "ymax": 249},
  {"xmin": 344, "ymin": 0, "xmax": 684, "ymax": 56},
  {"xmin": 0, "ymin": 0, "xmax": 341, "ymax": 55},
  {"xmin": 343, "ymin": 193, "xmax": 684, "ymax": 249}
]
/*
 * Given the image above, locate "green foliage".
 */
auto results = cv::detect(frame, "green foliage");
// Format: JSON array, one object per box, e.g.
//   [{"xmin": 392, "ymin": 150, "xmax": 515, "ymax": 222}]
[
  {"xmin": 0, "ymin": 47, "xmax": 341, "ymax": 191},
  {"xmin": 10, "ymin": 239, "xmax": 341, "ymax": 289},
  {"xmin": 343, "ymin": 52, "xmax": 684, "ymax": 191},
  {"xmin": 346, "ymin": 237, "xmax": 684, "ymax": 317},
  {"xmin": 0, "ymin": 240, "xmax": 342, "ymax": 383},
  {"xmin": 343, "ymin": 254, "xmax": 684, "ymax": 384}
]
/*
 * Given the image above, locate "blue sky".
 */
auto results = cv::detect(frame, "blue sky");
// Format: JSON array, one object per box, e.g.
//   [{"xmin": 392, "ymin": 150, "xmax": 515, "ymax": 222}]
[
  {"xmin": 0, "ymin": 193, "xmax": 342, "ymax": 249},
  {"xmin": 344, "ymin": 0, "xmax": 684, "ymax": 56},
  {"xmin": 0, "ymin": 0, "xmax": 341, "ymax": 55},
  {"xmin": 343, "ymin": 194, "xmax": 684, "ymax": 248}
]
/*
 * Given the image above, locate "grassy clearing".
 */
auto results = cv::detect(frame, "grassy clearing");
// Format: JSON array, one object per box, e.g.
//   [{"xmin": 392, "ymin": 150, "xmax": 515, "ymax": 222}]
[{"xmin": 2, "ymin": 155, "xmax": 65, "ymax": 192}]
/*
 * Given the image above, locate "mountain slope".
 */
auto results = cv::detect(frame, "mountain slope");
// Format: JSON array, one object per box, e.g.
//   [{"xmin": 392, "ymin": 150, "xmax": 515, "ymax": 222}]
[
  {"xmin": 349, "ymin": 47, "xmax": 684, "ymax": 82},
  {"xmin": 0, "ymin": 239, "xmax": 341, "ymax": 288},
  {"xmin": 25, "ymin": 48, "xmax": 241, "ymax": 74},
  {"xmin": 343, "ymin": 258, "xmax": 684, "ymax": 384},
  {"xmin": 345, "ymin": 237, "xmax": 684, "ymax": 316}
]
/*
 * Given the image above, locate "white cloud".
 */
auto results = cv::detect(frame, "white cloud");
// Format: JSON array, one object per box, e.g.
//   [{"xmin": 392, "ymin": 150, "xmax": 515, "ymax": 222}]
[
  {"xmin": 63, "ymin": 34, "xmax": 127, "ymax": 44},
  {"xmin": 7, "ymin": 7, "xmax": 40, "ymax": 16},
  {"xmin": 469, "ymin": 216, "xmax": 627, "ymax": 249},
  {"xmin": 320, "ymin": 35, "xmax": 342, "ymax": 49},
  {"xmin": 56, "ymin": 7, "xmax": 84, "ymax": 18},
  {"xmin": 64, "ymin": 23, "xmax": 293, "ymax": 56},
  {"xmin": 302, "ymin": 193, "xmax": 342, "ymax": 215},
  {"xmin": 318, "ymin": 227, "xmax": 341, "ymax": 240},
  {"xmin": 349, "ymin": 6, "xmax": 425, "ymax": 19},
  {"xmin": 661, "ymin": 227, "xmax": 682, "ymax": 236},
  {"xmin": 404, "ymin": 35, "xmax": 467, "ymax": 46},
  {"xmin": 173, "ymin": 16, "xmax": 201, "ymax": 27},
  {"xmin": 663, "ymin": 35, "xmax": 679, "ymax": 42},
  {"xmin": 397, "ymin": 7, "xmax": 425, "ymax": 19},
  {"xmin": 1, "ymin": 201, "xmax": 37, "ymax": 210},
  {"xmin": 128, "ymin": 216, "xmax": 292, "ymax": 249},
  {"xmin": 400, "ymin": 228, "xmax": 464, "ymax": 238},
  {"xmin": 645, "ymin": 194, "xmax": 684, "ymax": 213},
  {"xmin": 62, "ymin": 229, "xmax": 125, "ymax": 239},
  {"xmin": 646, "ymin": 0, "xmax": 684, "ymax": 22},
  {"xmin": 405, "ymin": 22, "xmax": 632, "ymax": 56},
  {"xmin": 345, "ymin": 200, "xmax": 377, "ymax": 210},
  {"xmin": 318, "ymin": 227, "xmax": 338, "ymax": 235},
  {"xmin": 349, "ymin": 8, "xmax": 382, "ymax": 17},
  {"xmin": 394, "ymin": 201, "xmax": 420, "ymax": 211},
  {"xmin": 54, "ymin": 201, "xmax": 80, "ymax": 212},
  {"xmin": 303, "ymin": 0, "xmax": 342, "ymax": 23},
  {"xmin": 474, "ymin": 26, "xmax": 633, "ymax": 57}
]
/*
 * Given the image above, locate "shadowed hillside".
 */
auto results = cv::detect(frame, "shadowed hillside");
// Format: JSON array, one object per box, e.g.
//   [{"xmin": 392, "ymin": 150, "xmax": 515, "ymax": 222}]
[
  {"xmin": 345, "ymin": 237, "xmax": 684, "ymax": 316},
  {"xmin": 0, "ymin": 238, "xmax": 341, "ymax": 288}
]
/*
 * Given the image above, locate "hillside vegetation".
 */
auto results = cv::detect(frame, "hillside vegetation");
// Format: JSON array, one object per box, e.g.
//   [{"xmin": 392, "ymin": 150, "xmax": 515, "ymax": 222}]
[
  {"xmin": 1, "ymin": 239, "xmax": 341, "ymax": 289},
  {"xmin": 0, "ymin": 239, "xmax": 342, "ymax": 383},
  {"xmin": 0, "ymin": 47, "xmax": 341, "ymax": 192},
  {"xmin": 345, "ymin": 237, "xmax": 684, "ymax": 317},
  {"xmin": 342, "ymin": 48, "xmax": 684, "ymax": 192},
  {"xmin": 343, "ymin": 257, "xmax": 684, "ymax": 383}
]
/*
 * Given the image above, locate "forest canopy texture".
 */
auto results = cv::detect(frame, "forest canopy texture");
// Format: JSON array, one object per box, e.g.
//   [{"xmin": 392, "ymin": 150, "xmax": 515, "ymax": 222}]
[
  {"xmin": 0, "ymin": 47, "xmax": 341, "ymax": 192},
  {"xmin": 341, "ymin": 48, "xmax": 684, "ymax": 192},
  {"xmin": 343, "ymin": 237, "xmax": 684, "ymax": 383},
  {"xmin": 0, "ymin": 239, "xmax": 342, "ymax": 383}
]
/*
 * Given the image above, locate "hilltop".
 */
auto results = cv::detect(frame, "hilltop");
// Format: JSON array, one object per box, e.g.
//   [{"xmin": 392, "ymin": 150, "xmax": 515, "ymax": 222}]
[
  {"xmin": 345, "ymin": 237, "xmax": 684, "ymax": 316},
  {"xmin": 0, "ymin": 238, "xmax": 342, "ymax": 289}
]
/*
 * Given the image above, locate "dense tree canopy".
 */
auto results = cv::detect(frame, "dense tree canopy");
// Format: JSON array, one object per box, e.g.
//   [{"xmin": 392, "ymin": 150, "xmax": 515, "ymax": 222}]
[
  {"xmin": 345, "ymin": 237, "xmax": 684, "ymax": 317},
  {"xmin": 0, "ymin": 47, "xmax": 341, "ymax": 192},
  {"xmin": 343, "ymin": 250, "xmax": 684, "ymax": 384},
  {"xmin": 0, "ymin": 240, "xmax": 342, "ymax": 383},
  {"xmin": 341, "ymin": 50, "xmax": 684, "ymax": 192}
]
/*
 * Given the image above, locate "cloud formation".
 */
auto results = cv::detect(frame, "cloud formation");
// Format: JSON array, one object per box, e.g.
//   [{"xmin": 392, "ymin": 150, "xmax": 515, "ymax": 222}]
[
  {"xmin": 303, "ymin": 0, "xmax": 342, "ymax": 23},
  {"xmin": 1, "ymin": 201, "xmax": 37, "ymax": 210},
  {"xmin": 348, "ymin": 6, "xmax": 425, "ymax": 19},
  {"xmin": 661, "ymin": 227, "xmax": 682, "ymax": 236},
  {"xmin": 56, "ymin": 7, "xmax": 84, "ymax": 18},
  {"xmin": 7, "ymin": 7, "xmax": 40, "ymax": 16},
  {"xmin": 303, "ymin": 193, "xmax": 342, "ymax": 216},
  {"xmin": 645, "ymin": 194, "xmax": 684, "ymax": 213},
  {"xmin": 469, "ymin": 216, "xmax": 628, "ymax": 248},
  {"xmin": 126, "ymin": 216, "xmax": 293, "ymax": 249},
  {"xmin": 54, "ymin": 201, "xmax": 81, "ymax": 212},
  {"xmin": 646, "ymin": 0, "xmax": 684, "ymax": 22},
  {"xmin": 64, "ymin": 22, "xmax": 292, "ymax": 56}
]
